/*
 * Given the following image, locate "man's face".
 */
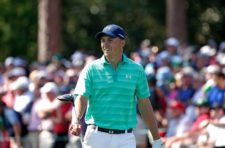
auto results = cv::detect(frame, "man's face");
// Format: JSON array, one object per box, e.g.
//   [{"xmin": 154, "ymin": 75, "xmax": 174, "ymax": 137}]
[
  {"xmin": 100, "ymin": 36, "xmax": 125, "ymax": 59},
  {"xmin": 43, "ymin": 91, "xmax": 56, "ymax": 101}
]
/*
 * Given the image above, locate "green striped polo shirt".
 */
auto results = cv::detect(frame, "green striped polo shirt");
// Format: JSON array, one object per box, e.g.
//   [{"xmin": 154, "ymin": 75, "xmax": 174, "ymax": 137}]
[{"xmin": 74, "ymin": 54, "xmax": 150, "ymax": 130}]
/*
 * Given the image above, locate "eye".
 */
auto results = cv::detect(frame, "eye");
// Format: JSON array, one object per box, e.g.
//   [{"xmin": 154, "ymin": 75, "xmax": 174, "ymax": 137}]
[{"xmin": 108, "ymin": 38, "xmax": 113, "ymax": 41}]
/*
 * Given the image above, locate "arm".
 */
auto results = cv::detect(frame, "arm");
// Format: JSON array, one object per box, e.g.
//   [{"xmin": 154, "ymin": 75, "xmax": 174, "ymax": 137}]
[
  {"xmin": 164, "ymin": 119, "xmax": 209, "ymax": 147},
  {"xmin": 74, "ymin": 95, "xmax": 87, "ymax": 123},
  {"xmin": 4, "ymin": 108, "xmax": 22, "ymax": 147},
  {"xmin": 70, "ymin": 95, "xmax": 87, "ymax": 136},
  {"xmin": 12, "ymin": 122, "xmax": 22, "ymax": 147},
  {"xmin": 137, "ymin": 98, "xmax": 160, "ymax": 140},
  {"xmin": 36, "ymin": 99, "xmax": 61, "ymax": 119}
]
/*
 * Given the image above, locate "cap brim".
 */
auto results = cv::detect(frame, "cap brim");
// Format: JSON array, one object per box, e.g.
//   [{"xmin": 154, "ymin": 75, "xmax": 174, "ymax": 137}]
[{"xmin": 95, "ymin": 32, "xmax": 117, "ymax": 39}]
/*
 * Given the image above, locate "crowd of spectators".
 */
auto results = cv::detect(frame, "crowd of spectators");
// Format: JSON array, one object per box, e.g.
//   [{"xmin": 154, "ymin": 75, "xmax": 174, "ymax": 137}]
[
  {"xmin": 132, "ymin": 38, "xmax": 225, "ymax": 148},
  {"xmin": 0, "ymin": 37, "xmax": 225, "ymax": 148}
]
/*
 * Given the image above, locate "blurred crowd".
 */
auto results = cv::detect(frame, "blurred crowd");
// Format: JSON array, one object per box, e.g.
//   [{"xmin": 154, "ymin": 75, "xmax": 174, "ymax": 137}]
[
  {"xmin": 0, "ymin": 37, "xmax": 225, "ymax": 148},
  {"xmin": 132, "ymin": 38, "xmax": 225, "ymax": 148}
]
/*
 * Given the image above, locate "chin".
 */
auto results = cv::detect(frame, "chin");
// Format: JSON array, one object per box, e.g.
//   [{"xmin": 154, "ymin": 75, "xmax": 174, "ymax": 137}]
[
  {"xmin": 104, "ymin": 52, "xmax": 110, "ymax": 57},
  {"xmin": 104, "ymin": 54, "xmax": 112, "ymax": 59}
]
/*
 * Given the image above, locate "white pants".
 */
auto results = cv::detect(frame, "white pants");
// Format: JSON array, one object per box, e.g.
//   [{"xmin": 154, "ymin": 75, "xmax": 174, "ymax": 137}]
[{"xmin": 83, "ymin": 126, "xmax": 136, "ymax": 148}]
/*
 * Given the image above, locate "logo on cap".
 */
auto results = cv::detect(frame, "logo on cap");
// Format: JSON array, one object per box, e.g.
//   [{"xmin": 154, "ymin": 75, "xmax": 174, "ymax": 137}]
[{"xmin": 95, "ymin": 24, "xmax": 125, "ymax": 39}]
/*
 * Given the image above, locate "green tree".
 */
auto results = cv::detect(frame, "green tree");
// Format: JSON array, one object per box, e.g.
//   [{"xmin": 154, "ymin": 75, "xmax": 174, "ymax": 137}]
[
  {"xmin": 61, "ymin": 0, "xmax": 165, "ymax": 58},
  {"xmin": 0, "ymin": 0, "xmax": 225, "ymax": 62},
  {"xmin": 0, "ymin": 0, "xmax": 37, "ymax": 62},
  {"xmin": 187, "ymin": 0, "xmax": 225, "ymax": 45}
]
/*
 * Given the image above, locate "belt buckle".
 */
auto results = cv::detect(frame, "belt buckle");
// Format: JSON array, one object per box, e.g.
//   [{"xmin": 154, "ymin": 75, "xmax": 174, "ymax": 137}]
[{"xmin": 109, "ymin": 130, "xmax": 114, "ymax": 134}]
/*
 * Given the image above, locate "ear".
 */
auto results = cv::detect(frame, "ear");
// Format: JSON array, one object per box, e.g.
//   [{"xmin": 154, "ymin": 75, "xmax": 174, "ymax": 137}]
[{"xmin": 121, "ymin": 40, "xmax": 126, "ymax": 48}]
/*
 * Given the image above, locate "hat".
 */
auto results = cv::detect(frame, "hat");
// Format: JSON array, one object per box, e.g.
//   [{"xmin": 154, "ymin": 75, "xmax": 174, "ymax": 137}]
[
  {"xmin": 156, "ymin": 66, "xmax": 173, "ymax": 87},
  {"xmin": 194, "ymin": 98, "xmax": 209, "ymax": 107},
  {"xmin": 182, "ymin": 66, "xmax": 195, "ymax": 76},
  {"xmin": 37, "ymin": 70, "xmax": 49, "ymax": 80},
  {"xmin": 95, "ymin": 24, "xmax": 125, "ymax": 39},
  {"xmin": 14, "ymin": 57, "xmax": 27, "ymax": 67},
  {"xmin": 170, "ymin": 100, "xmax": 185, "ymax": 110},
  {"xmin": 4, "ymin": 57, "xmax": 15, "ymax": 67},
  {"xmin": 40, "ymin": 82, "xmax": 58, "ymax": 94},
  {"xmin": 199, "ymin": 45, "xmax": 216, "ymax": 57},
  {"xmin": 71, "ymin": 51, "xmax": 85, "ymax": 67},
  {"xmin": 8, "ymin": 67, "xmax": 26, "ymax": 78},
  {"xmin": 156, "ymin": 66, "xmax": 172, "ymax": 80},
  {"xmin": 145, "ymin": 63, "xmax": 155, "ymax": 76},
  {"xmin": 165, "ymin": 37, "xmax": 179, "ymax": 47},
  {"xmin": 205, "ymin": 65, "xmax": 220, "ymax": 74},
  {"xmin": 216, "ymin": 53, "xmax": 225, "ymax": 65},
  {"xmin": 10, "ymin": 76, "xmax": 30, "ymax": 90}
]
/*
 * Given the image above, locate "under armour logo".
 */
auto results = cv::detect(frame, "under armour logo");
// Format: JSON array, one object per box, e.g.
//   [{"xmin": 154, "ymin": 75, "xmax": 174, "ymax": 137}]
[
  {"xmin": 105, "ymin": 26, "xmax": 112, "ymax": 31},
  {"xmin": 125, "ymin": 74, "xmax": 132, "ymax": 79}
]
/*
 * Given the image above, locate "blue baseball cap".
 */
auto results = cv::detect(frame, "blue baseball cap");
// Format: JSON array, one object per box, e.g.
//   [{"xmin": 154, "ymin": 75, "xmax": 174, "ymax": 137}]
[{"xmin": 95, "ymin": 24, "xmax": 126, "ymax": 39}]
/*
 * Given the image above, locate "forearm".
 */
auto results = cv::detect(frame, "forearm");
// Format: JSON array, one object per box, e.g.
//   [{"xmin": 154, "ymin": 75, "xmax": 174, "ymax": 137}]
[
  {"xmin": 13, "ymin": 123, "xmax": 22, "ymax": 147},
  {"xmin": 42, "ymin": 100, "xmax": 61, "ymax": 112},
  {"xmin": 74, "ymin": 95, "xmax": 87, "ymax": 123},
  {"xmin": 138, "ymin": 99, "xmax": 160, "ymax": 140}
]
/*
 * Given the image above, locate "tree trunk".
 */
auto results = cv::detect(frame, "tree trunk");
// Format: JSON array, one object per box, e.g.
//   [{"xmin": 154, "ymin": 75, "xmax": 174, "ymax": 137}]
[
  {"xmin": 38, "ymin": 0, "xmax": 60, "ymax": 63},
  {"xmin": 166, "ymin": 0, "xmax": 187, "ymax": 47}
]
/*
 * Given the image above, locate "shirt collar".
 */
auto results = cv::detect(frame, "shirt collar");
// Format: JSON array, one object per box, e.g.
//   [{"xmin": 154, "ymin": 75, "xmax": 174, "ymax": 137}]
[{"xmin": 100, "ymin": 54, "xmax": 128, "ymax": 65}]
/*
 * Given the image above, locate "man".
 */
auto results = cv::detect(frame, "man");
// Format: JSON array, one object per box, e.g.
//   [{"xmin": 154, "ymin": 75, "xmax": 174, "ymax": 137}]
[
  {"xmin": 69, "ymin": 24, "xmax": 163, "ymax": 148},
  {"xmin": 36, "ymin": 82, "xmax": 62, "ymax": 148},
  {"xmin": 0, "ymin": 99, "xmax": 22, "ymax": 148},
  {"xmin": 165, "ymin": 100, "xmax": 187, "ymax": 138},
  {"xmin": 164, "ymin": 98, "xmax": 210, "ymax": 148},
  {"xmin": 207, "ymin": 70, "xmax": 225, "ymax": 106},
  {"xmin": 204, "ymin": 103, "xmax": 225, "ymax": 147}
]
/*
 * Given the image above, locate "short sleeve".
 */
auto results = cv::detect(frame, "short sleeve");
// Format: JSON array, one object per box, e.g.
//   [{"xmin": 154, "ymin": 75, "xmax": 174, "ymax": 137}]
[
  {"xmin": 135, "ymin": 67, "xmax": 150, "ymax": 99},
  {"xmin": 74, "ymin": 64, "xmax": 92, "ymax": 99},
  {"xmin": 4, "ymin": 108, "xmax": 20, "ymax": 125}
]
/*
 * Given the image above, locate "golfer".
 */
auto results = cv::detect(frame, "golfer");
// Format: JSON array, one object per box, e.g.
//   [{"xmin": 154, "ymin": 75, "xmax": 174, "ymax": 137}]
[{"xmin": 70, "ymin": 24, "xmax": 163, "ymax": 148}]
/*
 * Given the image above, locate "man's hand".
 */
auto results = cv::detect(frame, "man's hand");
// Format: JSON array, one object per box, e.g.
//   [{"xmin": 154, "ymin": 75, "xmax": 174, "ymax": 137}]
[{"xmin": 69, "ymin": 123, "xmax": 82, "ymax": 136}]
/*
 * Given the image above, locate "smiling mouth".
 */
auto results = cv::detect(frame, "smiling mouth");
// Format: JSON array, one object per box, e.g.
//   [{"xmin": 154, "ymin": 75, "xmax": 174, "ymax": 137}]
[{"xmin": 104, "ymin": 48, "xmax": 111, "ymax": 52}]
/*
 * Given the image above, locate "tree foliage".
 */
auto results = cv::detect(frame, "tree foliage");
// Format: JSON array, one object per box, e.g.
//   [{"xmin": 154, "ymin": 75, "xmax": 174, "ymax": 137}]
[
  {"xmin": 0, "ymin": 0, "xmax": 225, "ymax": 62},
  {"xmin": 61, "ymin": 0, "xmax": 165, "ymax": 58},
  {"xmin": 187, "ymin": 0, "xmax": 225, "ymax": 46},
  {"xmin": 0, "ymin": 0, "xmax": 37, "ymax": 62}
]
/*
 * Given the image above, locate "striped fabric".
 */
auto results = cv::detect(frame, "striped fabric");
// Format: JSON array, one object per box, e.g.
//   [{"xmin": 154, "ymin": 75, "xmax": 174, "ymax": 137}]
[{"xmin": 74, "ymin": 54, "xmax": 150, "ymax": 130}]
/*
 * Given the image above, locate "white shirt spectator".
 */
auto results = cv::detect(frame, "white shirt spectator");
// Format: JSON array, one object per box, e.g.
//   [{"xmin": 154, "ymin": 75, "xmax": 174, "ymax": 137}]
[{"xmin": 207, "ymin": 116, "xmax": 225, "ymax": 147}]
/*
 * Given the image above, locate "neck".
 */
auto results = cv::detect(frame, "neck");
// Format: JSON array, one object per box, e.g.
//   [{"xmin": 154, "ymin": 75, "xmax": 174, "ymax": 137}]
[{"xmin": 106, "ymin": 54, "xmax": 123, "ymax": 69}]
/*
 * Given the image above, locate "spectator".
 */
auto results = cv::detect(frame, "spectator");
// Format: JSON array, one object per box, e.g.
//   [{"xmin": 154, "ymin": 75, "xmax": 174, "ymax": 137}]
[
  {"xmin": 165, "ymin": 100, "xmax": 192, "ymax": 138},
  {"xmin": 36, "ymin": 82, "xmax": 61, "ymax": 148},
  {"xmin": 147, "ymin": 74, "xmax": 167, "ymax": 128},
  {"xmin": 0, "ymin": 99, "xmax": 22, "ymax": 148},
  {"xmin": 164, "ymin": 98, "xmax": 210, "ymax": 147},
  {"xmin": 176, "ymin": 67, "xmax": 196, "ymax": 105},
  {"xmin": 207, "ymin": 71, "xmax": 225, "ymax": 106},
  {"xmin": 156, "ymin": 37, "xmax": 181, "ymax": 68},
  {"xmin": 137, "ymin": 39, "xmax": 152, "ymax": 66},
  {"xmin": 204, "ymin": 103, "xmax": 225, "ymax": 147}
]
